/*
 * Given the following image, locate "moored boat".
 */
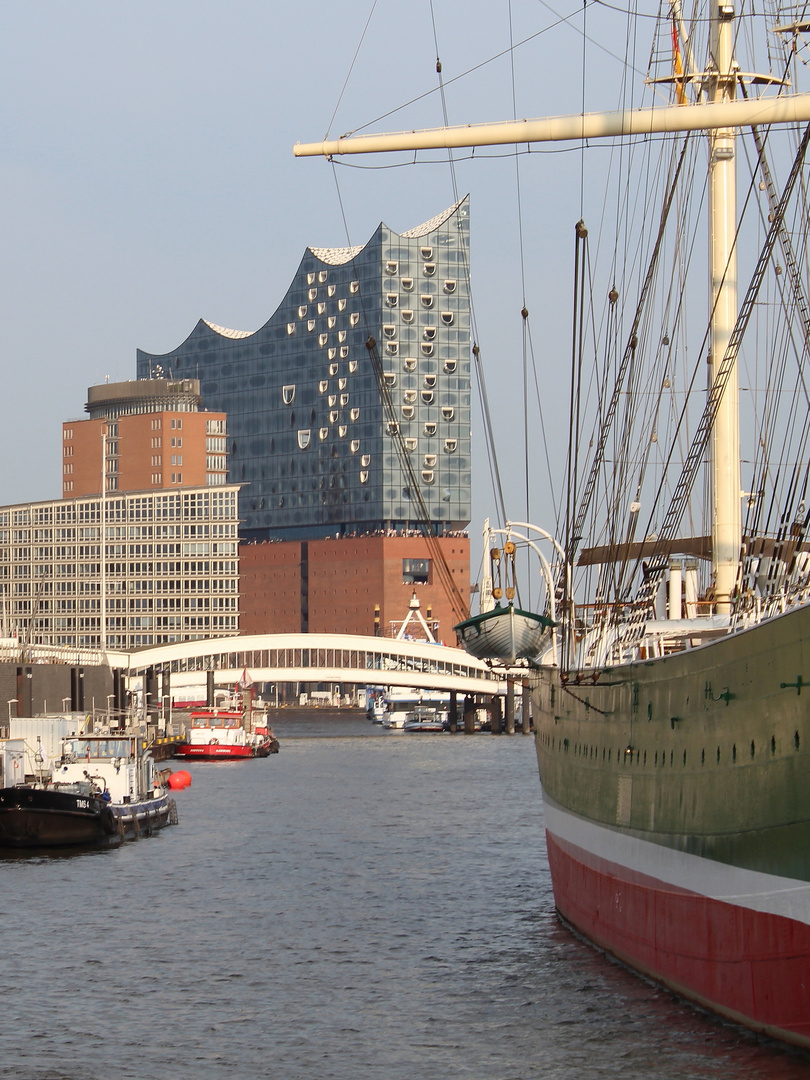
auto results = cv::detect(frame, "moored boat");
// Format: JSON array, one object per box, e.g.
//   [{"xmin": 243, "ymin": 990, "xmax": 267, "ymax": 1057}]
[
  {"xmin": 0, "ymin": 732, "xmax": 178, "ymax": 849},
  {"xmin": 174, "ymin": 708, "xmax": 279, "ymax": 760},
  {"xmin": 295, "ymin": 0, "xmax": 810, "ymax": 1047}
]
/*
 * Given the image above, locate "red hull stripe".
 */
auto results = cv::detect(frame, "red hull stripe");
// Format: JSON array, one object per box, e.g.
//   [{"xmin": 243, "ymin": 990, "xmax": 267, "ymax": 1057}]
[
  {"xmin": 543, "ymin": 811, "xmax": 810, "ymax": 1043},
  {"xmin": 543, "ymin": 797, "xmax": 810, "ymax": 924}
]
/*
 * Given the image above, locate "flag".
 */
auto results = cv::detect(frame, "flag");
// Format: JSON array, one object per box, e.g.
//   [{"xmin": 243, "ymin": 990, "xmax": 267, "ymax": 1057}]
[{"xmin": 672, "ymin": 22, "xmax": 688, "ymax": 106}]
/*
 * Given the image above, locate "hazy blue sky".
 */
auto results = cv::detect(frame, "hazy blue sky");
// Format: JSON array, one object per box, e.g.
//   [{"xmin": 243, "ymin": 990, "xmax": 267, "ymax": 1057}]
[{"xmin": 0, "ymin": 0, "xmax": 639, "ymax": 579}]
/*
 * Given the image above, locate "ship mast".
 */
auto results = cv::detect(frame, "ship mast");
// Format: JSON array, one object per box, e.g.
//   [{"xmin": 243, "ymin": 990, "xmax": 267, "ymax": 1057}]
[
  {"xmin": 295, "ymin": 5, "xmax": 810, "ymax": 614},
  {"xmin": 708, "ymin": 2, "xmax": 739, "ymax": 613}
]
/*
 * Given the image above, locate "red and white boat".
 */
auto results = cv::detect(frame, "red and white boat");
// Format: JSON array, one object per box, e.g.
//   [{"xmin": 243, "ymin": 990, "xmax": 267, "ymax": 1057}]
[{"xmin": 174, "ymin": 708, "xmax": 278, "ymax": 761}]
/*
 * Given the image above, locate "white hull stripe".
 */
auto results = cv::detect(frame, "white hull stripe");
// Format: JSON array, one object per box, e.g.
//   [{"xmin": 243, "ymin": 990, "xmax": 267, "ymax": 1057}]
[{"xmin": 543, "ymin": 793, "xmax": 810, "ymax": 925}]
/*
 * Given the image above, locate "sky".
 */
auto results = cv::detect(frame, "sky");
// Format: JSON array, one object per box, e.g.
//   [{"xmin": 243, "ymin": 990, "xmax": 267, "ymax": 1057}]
[{"xmin": 0, "ymin": 0, "xmax": 646, "ymax": 582}]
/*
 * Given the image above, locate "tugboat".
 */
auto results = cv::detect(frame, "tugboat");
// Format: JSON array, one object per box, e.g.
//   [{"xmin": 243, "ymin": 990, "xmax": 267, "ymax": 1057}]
[
  {"xmin": 174, "ymin": 707, "xmax": 279, "ymax": 760},
  {"xmin": 0, "ymin": 731, "xmax": 178, "ymax": 849}
]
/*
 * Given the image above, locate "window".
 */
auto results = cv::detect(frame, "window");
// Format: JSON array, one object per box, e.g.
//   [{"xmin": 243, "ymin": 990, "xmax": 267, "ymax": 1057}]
[
  {"xmin": 350, "ymin": 312, "xmax": 360, "ymax": 327},
  {"xmin": 421, "ymin": 390, "xmax": 434, "ymax": 404},
  {"xmin": 329, "ymin": 363, "xmax": 338, "ymax": 376},
  {"xmin": 421, "ymin": 343, "xmax": 434, "ymax": 356},
  {"xmin": 298, "ymin": 430, "xmax": 311, "ymax": 449},
  {"xmin": 386, "ymin": 294, "xmax": 398, "ymax": 307},
  {"xmin": 424, "ymin": 454, "xmax": 437, "ymax": 467},
  {"xmin": 421, "ymin": 470, "xmax": 435, "ymax": 484},
  {"xmin": 402, "ymin": 406, "xmax": 415, "ymax": 420},
  {"xmin": 423, "ymin": 327, "xmax": 436, "ymax": 340},
  {"xmin": 287, "ymin": 323, "xmax": 296, "ymax": 335},
  {"xmin": 307, "ymin": 320, "xmax": 315, "ymax": 332},
  {"xmin": 386, "ymin": 261, "xmax": 398, "ymax": 274},
  {"xmin": 442, "ymin": 407, "xmax": 455, "ymax": 421},
  {"xmin": 444, "ymin": 359, "xmax": 457, "ymax": 373},
  {"xmin": 360, "ymin": 471, "xmax": 369, "ymax": 484},
  {"xmin": 441, "ymin": 311, "xmax": 454, "ymax": 325},
  {"xmin": 282, "ymin": 385, "xmax": 295, "ymax": 405},
  {"xmin": 319, "ymin": 380, "xmax": 328, "ymax": 393},
  {"xmin": 328, "ymin": 284, "xmax": 336, "ymax": 296},
  {"xmin": 403, "ymin": 558, "xmax": 430, "ymax": 584},
  {"xmin": 350, "ymin": 408, "xmax": 360, "ymax": 421},
  {"xmin": 383, "ymin": 325, "xmax": 396, "ymax": 339},
  {"xmin": 351, "ymin": 440, "xmax": 360, "ymax": 453},
  {"xmin": 328, "ymin": 347, "xmax": 336, "ymax": 359},
  {"xmin": 350, "ymin": 281, "xmax": 359, "ymax": 294},
  {"xmin": 401, "ymin": 278, "xmax": 414, "ymax": 291},
  {"xmin": 340, "ymin": 346, "xmax": 349, "ymax": 358},
  {"xmin": 444, "ymin": 279, "xmax": 456, "ymax": 293},
  {"xmin": 348, "ymin": 360, "xmax": 358, "ymax": 373},
  {"xmin": 401, "ymin": 310, "xmax": 414, "ymax": 323},
  {"xmin": 420, "ymin": 246, "xmax": 432, "ymax": 258},
  {"xmin": 421, "ymin": 295, "xmax": 434, "ymax": 308},
  {"xmin": 425, "ymin": 422, "xmax": 437, "ymax": 435},
  {"xmin": 338, "ymin": 377, "xmax": 347, "ymax": 389},
  {"xmin": 423, "ymin": 263, "xmax": 436, "ymax": 276},
  {"xmin": 298, "ymin": 305, "xmax": 307, "ymax": 318},
  {"xmin": 383, "ymin": 373, "xmax": 397, "ymax": 387},
  {"xmin": 404, "ymin": 438, "xmax": 417, "ymax": 451},
  {"xmin": 386, "ymin": 343, "xmax": 399, "ymax": 356},
  {"xmin": 404, "ymin": 358, "xmax": 417, "ymax": 372},
  {"xmin": 444, "ymin": 439, "xmax": 457, "ymax": 452}
]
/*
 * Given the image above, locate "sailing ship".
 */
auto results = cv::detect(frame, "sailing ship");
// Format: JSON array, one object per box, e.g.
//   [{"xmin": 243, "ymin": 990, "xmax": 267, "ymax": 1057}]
[{"xmin": 295, "ymin": 1, "xmax": 810, "ymax": 1047}]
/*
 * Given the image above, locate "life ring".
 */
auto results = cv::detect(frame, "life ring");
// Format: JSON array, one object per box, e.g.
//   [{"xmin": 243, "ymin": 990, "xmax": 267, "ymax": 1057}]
[{"xmin": 100, "ymin": 806, "xmax": 118, "ymax": 836}]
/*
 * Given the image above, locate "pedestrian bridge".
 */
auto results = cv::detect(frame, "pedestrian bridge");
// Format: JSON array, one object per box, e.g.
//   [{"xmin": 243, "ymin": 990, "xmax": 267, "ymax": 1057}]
[{"xmin": 122, "ymin": 633, "xmax": 506, "ymax": 698}]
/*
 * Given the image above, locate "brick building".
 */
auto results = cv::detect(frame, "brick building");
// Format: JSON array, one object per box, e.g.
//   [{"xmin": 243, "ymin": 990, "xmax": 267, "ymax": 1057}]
[
  {"xmin": 62, "ymin": 379, "xmax": 228, "ymax": 498},
  {"xmin": 239, "ymin": 534, "xmax": 469, "ymax": 641}
]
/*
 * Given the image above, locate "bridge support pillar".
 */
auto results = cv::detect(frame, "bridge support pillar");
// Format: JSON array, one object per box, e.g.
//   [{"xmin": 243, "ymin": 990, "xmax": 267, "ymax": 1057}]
[
  {"xmin": 505, "ymin": 678, "xmax": 515, "ymax": 735},
  {"xmin": 449, "ymin": 691, "xmax": 458, "ymax": 733},
  {"xmin": 521, "ymin": 680, "xmax": 532, "ymax": 734}
]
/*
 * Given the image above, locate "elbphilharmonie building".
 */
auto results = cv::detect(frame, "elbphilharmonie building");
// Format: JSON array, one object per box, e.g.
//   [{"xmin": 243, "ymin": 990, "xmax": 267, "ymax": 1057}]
[{"xmin": 136, "ymin": 198, "xmax": 471, "ymax": 541}]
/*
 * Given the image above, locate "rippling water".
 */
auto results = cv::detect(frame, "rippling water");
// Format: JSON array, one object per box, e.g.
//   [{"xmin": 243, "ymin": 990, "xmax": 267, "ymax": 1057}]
[{"xmin": 2, "ymin": 714, "xmax": 809, "ymax": 1080}]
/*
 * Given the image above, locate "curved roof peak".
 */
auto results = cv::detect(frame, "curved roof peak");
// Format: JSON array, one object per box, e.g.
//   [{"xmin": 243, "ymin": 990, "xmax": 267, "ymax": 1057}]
[
  {"xmin": 401, "ymin": 197, "xmax": 467, "ymax": 238},
  {"xmin": 202, "ymin": 319, "xmax": 254, "ymax": 339},
  {"xmin": 308, "ymin": 244, "xmax": 364, "ymax": 266}
]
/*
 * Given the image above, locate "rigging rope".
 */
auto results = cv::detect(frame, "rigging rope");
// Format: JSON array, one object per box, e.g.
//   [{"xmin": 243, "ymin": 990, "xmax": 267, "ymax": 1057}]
[{"xmin": 618, "ymin": 121, "xmax": 810, "ymax": 651}]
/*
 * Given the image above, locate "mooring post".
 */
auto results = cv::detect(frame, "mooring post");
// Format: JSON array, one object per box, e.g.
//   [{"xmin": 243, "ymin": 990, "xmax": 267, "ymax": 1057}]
[
  {"xmin": 521, "ymin": 680, "xmax": 532, "ymax": 734},
  {"xmin": 491, "ymin": 694, "xmax": 502, "ymax": 734},
  {"xmin": 463, "ymin": 694, "xmax": 476, "ymax": 734},
  {"xmin": 505, "ymin": 678, "xmax": 515, "ymax": 735},
  {"xmin": 449, "ymin": 690, "xmax": 458, "ymax": 733}
]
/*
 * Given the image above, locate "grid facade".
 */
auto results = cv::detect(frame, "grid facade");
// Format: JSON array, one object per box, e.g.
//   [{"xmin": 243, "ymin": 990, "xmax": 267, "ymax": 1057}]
[
  {"xmin": 0, "ymin": 486, "xmax": 240, "ymax": 650},
  {"xmin": 136, "ymin": 199, "xmax": 472, "ymax": 540}
]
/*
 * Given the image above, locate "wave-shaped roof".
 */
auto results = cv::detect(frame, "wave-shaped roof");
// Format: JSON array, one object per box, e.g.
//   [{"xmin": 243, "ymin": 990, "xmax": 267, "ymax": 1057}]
[{"xmin": 202, "ymin": 319, "xmax": 254, "ymax": 339}]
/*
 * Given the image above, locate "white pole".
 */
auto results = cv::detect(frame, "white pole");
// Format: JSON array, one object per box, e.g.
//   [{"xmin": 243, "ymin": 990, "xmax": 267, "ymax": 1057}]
[
  {"xmin": 708, "ymin": 6, "xmax": 740, "ymax": 614},
  {"xmin": 294, "ymin": 96, "xmax": 810, "ymax": 158}
]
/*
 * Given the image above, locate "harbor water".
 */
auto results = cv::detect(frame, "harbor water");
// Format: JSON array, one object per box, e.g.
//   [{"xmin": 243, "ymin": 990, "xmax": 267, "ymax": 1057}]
[{"xmin": 2, "ymin": 712, "xmax": 809, "ymax": 1080}]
